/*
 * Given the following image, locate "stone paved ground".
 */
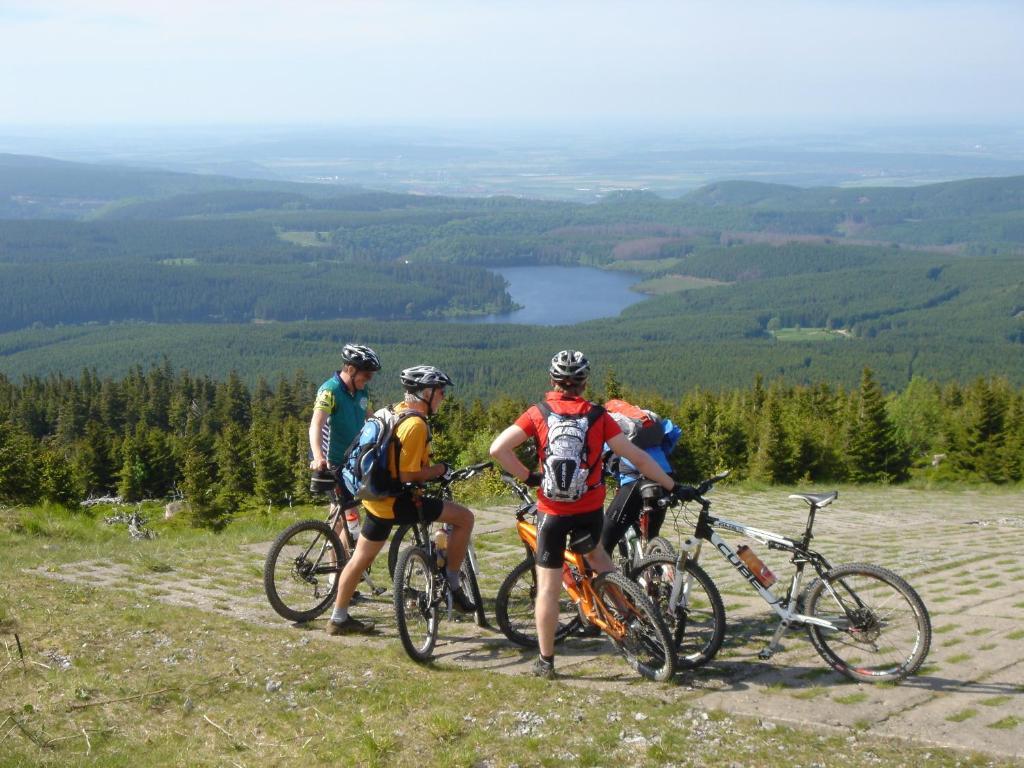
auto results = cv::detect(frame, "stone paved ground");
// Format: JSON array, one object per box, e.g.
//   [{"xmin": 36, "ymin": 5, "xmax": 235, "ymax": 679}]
[{"xmin": 32, "ymin": 487, "xmax": 1024, "ymax": 761}]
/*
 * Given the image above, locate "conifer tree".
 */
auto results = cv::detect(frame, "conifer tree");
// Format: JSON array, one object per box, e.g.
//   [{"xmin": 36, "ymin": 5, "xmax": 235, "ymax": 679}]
[
  {"xmin": 847, "ymin": 368, "xmax": 909, "ymax": 483},
  {"xmin": 0, "ymin": 417, "xmax": 39, "ymax": 504},
  {"xmin": 181, "ymin": 432, "xmax": 223, "ymax": 528},
  {"xmin": 117, "ymin": 433, "xmax": 145, "ymax": 502}
]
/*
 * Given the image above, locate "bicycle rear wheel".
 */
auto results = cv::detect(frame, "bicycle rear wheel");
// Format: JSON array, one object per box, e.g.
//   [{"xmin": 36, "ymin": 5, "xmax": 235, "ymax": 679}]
[
  {"xmin": 495, "ymin": 557, "xmax": 580, "ymax": 648},
  {"xmin": 631, "ymin": 554, "xmax": 725, "ymax": 670},
  {"xmin": 387, "ymin": 523, "xmax": 416, "ymax": 581},
  {"xmin": 263, "ymin": 519, "xmax": 345, "ymax": 623},
  {"xmin": 643, "ymin": 536, "xmax": 676, "ymax": 558},
  {"xmin": 460, "ymin": 546, "xmax": 487, "ymax": 627},
  {"xmin": 393, "ymin": 546, "xmax": 439, "ymax": 662},
  {"xmin": 802, "ymin": 562, "xmax": 931, "ymax": 683},
  {"xmin": 593, "ymin": 571, "xmax": 676, "ymax": 682}
]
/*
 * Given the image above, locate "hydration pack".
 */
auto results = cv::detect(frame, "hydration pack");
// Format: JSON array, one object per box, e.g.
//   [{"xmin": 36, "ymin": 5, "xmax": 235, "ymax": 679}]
[
  {"xmin": 536, "ymin": 401, "xmax": 605, "ymax": 502},
  {"xmin": 341, "ymin": 406, "xmax": 427, "ymax": 501},
  {"xmin": 604, "ymin": 398, "xmax": 664, "ymax": 449}
]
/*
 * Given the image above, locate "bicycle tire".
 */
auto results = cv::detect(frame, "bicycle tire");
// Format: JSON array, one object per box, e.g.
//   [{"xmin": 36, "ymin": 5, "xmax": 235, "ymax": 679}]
[
  {"xmin": 802, "ymin": 562, "xmax": 931, "ymax": 683},
  {"xmin": 630, "ymin": 554, "xmax": 725, "ymax": 670},
  {"xmin": 494, "ymin": 557, "xmax": 579, "ymax": 648},
  {"xmin": 593, "ymin": 571, "xmax": 676, "ymax": 682},
  {"xmin": 460, "ymin": 547, "xmax": 487, "ymax": 627},
  {"xmin": 263, "ymin": 519, "xmax": 345, "ymax": 623},
  {"xmin": 387, "ymin": 523, "xmax": 416, "ymax": 581},
  {"xmin": 393, "ymin": 546, "xmax": 439, "ymax": 662},
  {"xmin": 644, "ymin": 536, "xmax": 676, "ymax": 558}
]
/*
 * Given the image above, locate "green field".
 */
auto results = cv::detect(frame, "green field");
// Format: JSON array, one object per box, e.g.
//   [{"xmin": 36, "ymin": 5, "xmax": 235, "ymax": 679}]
[{"xmin": 772, "ymin": 327, "xmax": 848, "ymax": 341}]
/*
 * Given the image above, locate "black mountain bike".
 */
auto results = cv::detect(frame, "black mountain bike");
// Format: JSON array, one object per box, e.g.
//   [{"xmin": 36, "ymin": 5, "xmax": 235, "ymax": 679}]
[
  {"xmin": 262, "ymin": 484, "xmax": 384, "ymax": 623},
  {"xmin": 391, "ymin": 462, "xmax": 491, "ymax": 661}
]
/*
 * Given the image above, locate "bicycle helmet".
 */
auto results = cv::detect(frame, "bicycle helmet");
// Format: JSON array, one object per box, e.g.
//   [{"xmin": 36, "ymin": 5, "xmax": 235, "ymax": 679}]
[
  {"xmin": 549, "ymin": 349, "xmax": 590, "ymax": 384},
  {"xmin": 400, "ymin": 365, "xmax": 454, "ymax": 392},
  {"xmin": 341, "ymin": 343, "xmax": 381, "ymax": 371}
]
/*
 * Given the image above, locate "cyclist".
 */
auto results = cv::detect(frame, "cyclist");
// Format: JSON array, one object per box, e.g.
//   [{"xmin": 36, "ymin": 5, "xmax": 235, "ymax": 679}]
[
  {"xmin": 309, "ymin": 343, "xmax": 380, "ymax": 563},
  {"xmin": 599, "ymin": 399, "xmax": 682, "ymax": 557},
  {"xmin": 325, "ymin": 365, "xmax": 477, "ymax": 635},
  {"xmin": 489, "ymin": 350, "xmax": 690, "ymax": 679}
]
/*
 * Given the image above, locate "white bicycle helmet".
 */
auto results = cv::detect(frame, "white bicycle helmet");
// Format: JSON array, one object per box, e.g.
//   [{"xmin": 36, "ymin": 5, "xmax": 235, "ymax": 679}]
[
  {"xmin": 400, "ymin": 365, "xmax": 454, "ymax": 392},
  {"xmin": 549, "ymin": 349, "xmax": 590, "ymax": 384}
]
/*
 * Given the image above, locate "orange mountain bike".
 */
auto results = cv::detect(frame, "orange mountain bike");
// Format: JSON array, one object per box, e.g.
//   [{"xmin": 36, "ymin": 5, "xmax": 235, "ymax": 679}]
[{"xmin": 495, "ymin": 474, "xmax": 675, "ymax": 682}]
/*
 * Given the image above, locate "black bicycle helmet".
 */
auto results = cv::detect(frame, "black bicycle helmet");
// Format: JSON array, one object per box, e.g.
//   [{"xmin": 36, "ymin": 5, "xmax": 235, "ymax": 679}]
[
  {"xmin": 400, "ymin": 365, "xmax": 454, "ymax": 392},
  {"xmin": 549, "ymin": 349, "xmax": 590, "ymax": 384},
  {"xmin": 341, "ymin": 343, "xmax": 381, "ymax": 371}
]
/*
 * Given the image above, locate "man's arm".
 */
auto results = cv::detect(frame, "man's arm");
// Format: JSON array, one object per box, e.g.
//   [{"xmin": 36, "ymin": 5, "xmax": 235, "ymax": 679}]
[
  {"xmin": 308, "ymin": 408, "xmax": 329, "ymax": 471},
  {"xmin": 489, "ymin": 424, "xmax": 532, "ymax": 481},
  {"xmin": 606, "ymin": 433, "xmax": 675, "ymax": 492}
]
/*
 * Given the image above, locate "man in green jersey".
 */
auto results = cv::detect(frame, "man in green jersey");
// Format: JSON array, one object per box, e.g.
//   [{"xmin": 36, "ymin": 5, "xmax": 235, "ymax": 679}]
[{"xmin": 309, "ymin": 344, "xmax": 381, "ymax": 477}]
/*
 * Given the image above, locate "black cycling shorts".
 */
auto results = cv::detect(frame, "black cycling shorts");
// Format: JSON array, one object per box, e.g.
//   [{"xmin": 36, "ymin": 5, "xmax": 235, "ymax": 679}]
[
  {"xmin": 361, "ymin": 495, "xmax": 445, "ymax": 542},
  {"xmin": 535, "ymin": 508, "xmax": 603, "ymax": 568}
]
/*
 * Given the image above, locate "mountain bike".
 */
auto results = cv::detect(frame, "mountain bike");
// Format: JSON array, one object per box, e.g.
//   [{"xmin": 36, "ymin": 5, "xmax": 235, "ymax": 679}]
[
  {"xmin": 610, "ymin": 479, "xmax": 676, "ymax": 574},
  {"xmin": 262, "ymin": 482, "xmax": 384, "ymax": 623},
  {"xmin": 657, "ymin": 471, "xmax": 932, "ymax": 683},
  {"xmin": 385, "ymin": 462, "xmax": 490, "ymax": 627},
  {"xmin": 494, "ymin": 474, "xmax": 676, "ymax": 682},
  {"xmin": 391, "ymin": 462, "xmax": 491, "ymax": 661}
]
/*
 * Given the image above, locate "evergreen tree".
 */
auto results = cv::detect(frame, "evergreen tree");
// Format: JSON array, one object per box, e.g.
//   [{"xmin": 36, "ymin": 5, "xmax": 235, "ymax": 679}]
[
  {"xmin": 0, "ymin": 417, "xmax": 39, "ymax": 504},
  {"xmin": 847, "ymin": 368, "xmax": 909, "ymax": 483},
  {"xmin": 961, "ymin": 378, "xmax": 1006, "ymax": 482},
  {"xmin": 116, "ymin": 433, "xmax": 145, "ymax": 502},
  {"xmin": 181, "ymin": 432, "xmax": 224, "ymax": 528},
  {"xmin": 39, "ymin": 441, "xmax": 81, "ymax": 507},
  {"xmin": 251, "ymin": 419, "xmax": 291, "ymax": 508},
  {"xmin": 214, "ymin": 423, "xmax": 253, "ymax": 513},
  {"xmin": 603, "ymin": 367, "xmax": 623, "ymax": 400}
]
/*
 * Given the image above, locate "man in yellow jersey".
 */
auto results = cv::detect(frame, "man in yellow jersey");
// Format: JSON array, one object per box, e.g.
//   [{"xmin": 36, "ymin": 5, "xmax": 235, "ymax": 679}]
[{"xmin": 325, "ymin": 365, "xmax": 477, "ymax": 635}]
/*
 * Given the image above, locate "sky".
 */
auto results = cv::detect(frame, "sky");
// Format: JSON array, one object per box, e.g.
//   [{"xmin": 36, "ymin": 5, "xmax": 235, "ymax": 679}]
[{"xmin": 1, "ymin": 0, "xmax": 1022, "ymax": 127}]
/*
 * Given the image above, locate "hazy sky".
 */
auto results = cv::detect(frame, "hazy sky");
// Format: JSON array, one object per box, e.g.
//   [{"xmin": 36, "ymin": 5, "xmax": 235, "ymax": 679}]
[{"xmin": 1, "ymin": 0, "xmax": 1022, "ymax": 126}]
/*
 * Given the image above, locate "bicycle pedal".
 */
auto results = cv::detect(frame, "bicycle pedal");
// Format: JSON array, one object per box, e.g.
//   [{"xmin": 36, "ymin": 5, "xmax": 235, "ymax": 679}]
[
  {"xmin": 372, "ymin": 587, "xmax": 387, "ymax": 597},
  {"xmin": 757, "ymin": 647, "xmax": 775, "ymax": 660}
]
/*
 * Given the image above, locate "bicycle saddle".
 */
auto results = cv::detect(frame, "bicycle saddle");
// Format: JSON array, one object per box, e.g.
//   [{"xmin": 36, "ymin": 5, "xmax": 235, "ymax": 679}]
[{"xmin": 788, "ymin": 491, "xmax": 838, "ymax": 509}]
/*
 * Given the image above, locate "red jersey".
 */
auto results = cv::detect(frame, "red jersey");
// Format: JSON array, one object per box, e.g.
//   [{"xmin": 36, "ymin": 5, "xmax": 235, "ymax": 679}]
[{"xmin": 514, "ymin": 391, "xmax": 622, "ymax": 515}]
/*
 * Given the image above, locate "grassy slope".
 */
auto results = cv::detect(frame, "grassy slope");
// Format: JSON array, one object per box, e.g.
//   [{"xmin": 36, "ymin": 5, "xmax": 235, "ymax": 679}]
[{"xmin": 0, "ymin": 502, "xmax": 1008, "ymax": 768}]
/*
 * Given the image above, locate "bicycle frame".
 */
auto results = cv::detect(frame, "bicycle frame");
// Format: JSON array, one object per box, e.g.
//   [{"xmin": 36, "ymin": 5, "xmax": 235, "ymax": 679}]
[
  {"xmin": 513, "ymin": 513, "xmax": 630, "ymax": 643},
  {"xmin": 673, "ymin": 486, "xmax": 859, "ymax": 657}
]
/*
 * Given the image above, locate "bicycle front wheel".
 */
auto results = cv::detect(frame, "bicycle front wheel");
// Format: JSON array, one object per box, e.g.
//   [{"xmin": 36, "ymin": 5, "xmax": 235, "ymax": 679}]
[
  {"xmin": 802, "ymin": 562, "xmax": 931, "ymax": 683},
  {"xmin": 495, "ymin": 557, "xmax": 580, "ymax": 648},
  {"xmin": 263, "ymin": 519, "xmax": 345, "ymax": 623},
  {"xmin": 393, "ymin": 546, "xmax": 439, "ymax": 662},
  {"xmin": 643, "ymin": 536, "xmax": 676, "ymax": 558},
  {"xmin": 593, "ymin": 571, "xmax": 676, "ymax": 682},
  {"xmin": 631, "ymin": 554, "xmax": 725, "ymax": 670}
]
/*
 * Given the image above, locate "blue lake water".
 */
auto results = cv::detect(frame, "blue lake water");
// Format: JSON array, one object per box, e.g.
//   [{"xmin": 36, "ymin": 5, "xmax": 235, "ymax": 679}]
[{"xmin": 452, "ymin": 266, "xmax": 646, "ymax": 326}]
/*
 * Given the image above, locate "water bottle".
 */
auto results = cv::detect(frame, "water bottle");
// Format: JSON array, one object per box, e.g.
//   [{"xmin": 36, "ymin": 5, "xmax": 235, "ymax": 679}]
[
  {"xmin": 345, "ymin": 509, "xmax": 361, "ymax": 542},
  {"xmin": 736, "ymin": 544, "xmax": 777, "ymax": 588},
  {"xmin": 434, "ymin": 528, "xmax": 448, "ymax": 569}
]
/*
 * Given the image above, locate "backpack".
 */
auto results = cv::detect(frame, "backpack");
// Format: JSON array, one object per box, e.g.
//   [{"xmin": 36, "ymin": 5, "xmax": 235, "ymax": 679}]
[
  {"xmin": 536, "ymin": 401, "xmax": 605, "ymax": 502},
  {"xmin": 341, "ymin": 406, "xmax": 427, "ymax": 501},
  {"xmin": 604, "ymin": 398, "xmax": 664, "ymax": 449}
]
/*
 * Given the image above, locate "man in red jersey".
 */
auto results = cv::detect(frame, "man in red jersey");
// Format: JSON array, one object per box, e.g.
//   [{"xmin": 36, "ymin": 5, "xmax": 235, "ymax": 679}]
[{"xmin": 490, "ymin": 350, "xmax": 687, "ymax": 679}]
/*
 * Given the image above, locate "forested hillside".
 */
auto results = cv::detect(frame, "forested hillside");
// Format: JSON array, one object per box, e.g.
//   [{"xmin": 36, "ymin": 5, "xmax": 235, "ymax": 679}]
[
  {"xmin": 1, "ymin": 154, "xmax": 1022, "ymax": 394},
  {"xmin": 1, "ymin": 366, "xmax": 1020, "ymax": 522}
]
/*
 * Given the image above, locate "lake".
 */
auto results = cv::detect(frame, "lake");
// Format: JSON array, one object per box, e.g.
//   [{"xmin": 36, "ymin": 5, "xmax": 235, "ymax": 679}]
[{"xmin": 452, "ymin": 265, "xmax": 646, "ymax": 325}]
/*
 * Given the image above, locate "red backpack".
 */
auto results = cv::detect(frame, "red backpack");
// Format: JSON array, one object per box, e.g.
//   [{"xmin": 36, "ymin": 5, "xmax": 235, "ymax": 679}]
[{"xmin": 604, "ymin": 398, "xmax": 664, "ymax": 449}]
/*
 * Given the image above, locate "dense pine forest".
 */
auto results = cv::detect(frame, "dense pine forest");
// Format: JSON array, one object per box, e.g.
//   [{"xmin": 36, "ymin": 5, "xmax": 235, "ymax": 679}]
[
  {"xmin": 2, "ymin": 154, "xmax": 1022, "ymax": 396},
  {"xmin": 1, "ymin": 365, "xmax": 1021, "ymax": 526},
  {"xmin": 2, "ymin": 154, "xmax": 1023, "ymax": 510}
]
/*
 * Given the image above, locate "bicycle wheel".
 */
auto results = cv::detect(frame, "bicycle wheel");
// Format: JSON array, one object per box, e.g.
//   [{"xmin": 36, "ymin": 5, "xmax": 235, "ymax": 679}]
[
  {"xmin": 802, "ymin": 562, "xmax": 931, "ymax": 683},
  {"xmin": 263, "ymin": 519, "xmax": 345, "ymax": 623},
  {"xmin": 387, "ymin": 523, "xmax": 416, "ymax": 581},
  {"xmin": 593, "ymin": 571, "xmax": 676, "ymax": 682},
  {"xmin": 644, "ymin": 536, "xmax": 676, "ymax": 558},
  {"xmin": 495, "ymin": 557, "xmax": 580, "ymax": 648},
  {"xmin": 460, "ymin": 546, "xmax": 487, "ymax": 627},
  {"xmin": 631, "ymin": 554, "xmax": 725, "ymax": 670},
  {"xmin": 393, "ymin": 546, "xmax": 439, "ymax": 662}
]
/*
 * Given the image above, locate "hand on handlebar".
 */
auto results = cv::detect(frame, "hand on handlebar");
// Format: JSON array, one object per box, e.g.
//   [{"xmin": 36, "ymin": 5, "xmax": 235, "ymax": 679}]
[
  {"xmin": 671, "ymin": 482, "xmax": 701, "ymax": 503},
  {"xmin": 439, "ymin": 462, "xmax": 455, "ymax": 482},
  {"xmin": 524, "ymin": 471, "xmax": 542, "ymax": 488}
]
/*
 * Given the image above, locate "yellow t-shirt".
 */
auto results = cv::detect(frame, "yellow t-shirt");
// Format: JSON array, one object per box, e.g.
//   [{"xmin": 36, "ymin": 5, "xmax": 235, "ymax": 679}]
[{"xmin": 362, "ymin": 403, "xmax": 430, "ymax": 519}]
